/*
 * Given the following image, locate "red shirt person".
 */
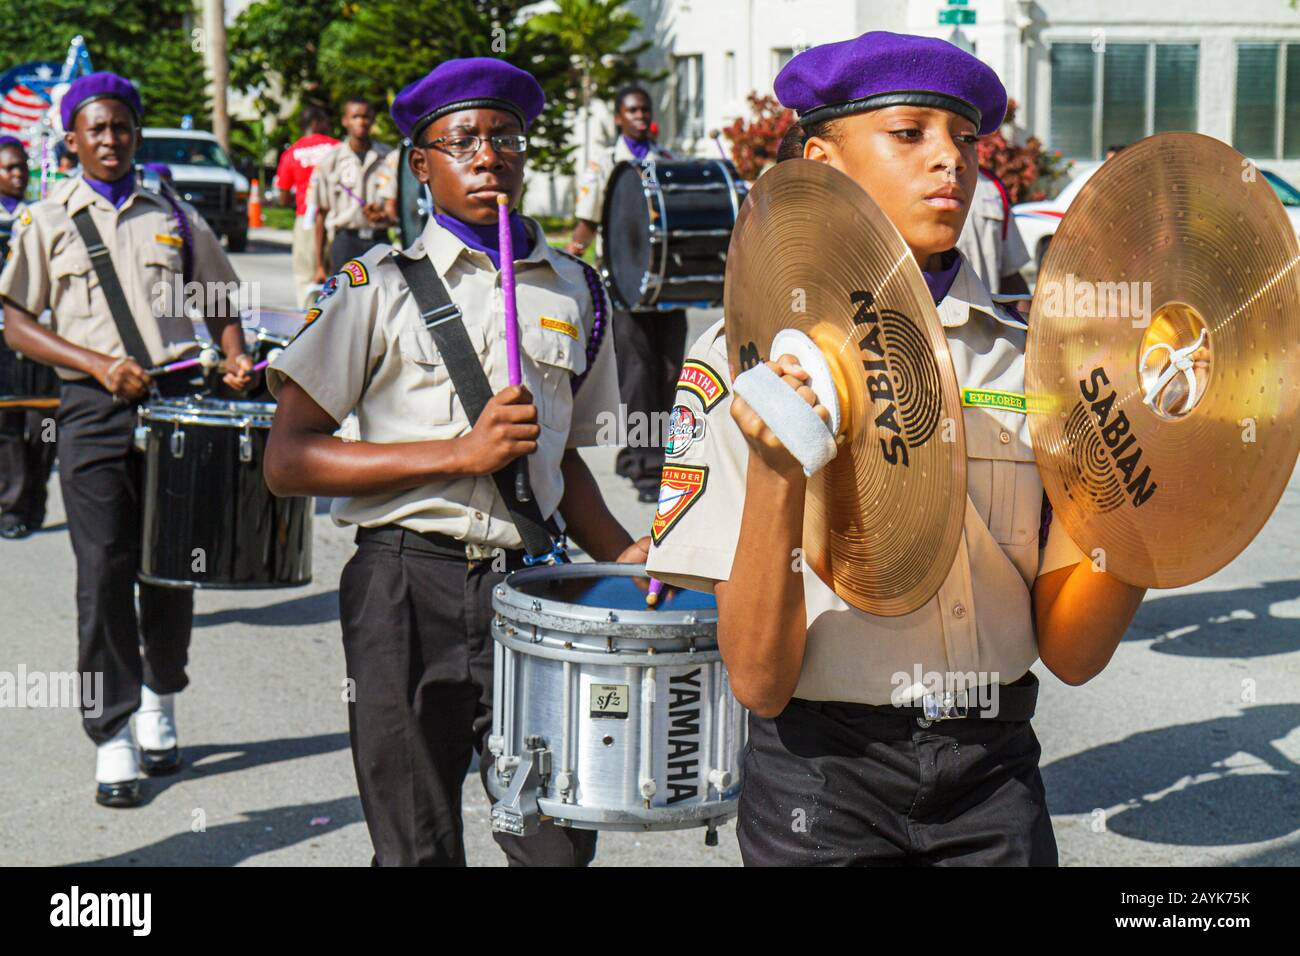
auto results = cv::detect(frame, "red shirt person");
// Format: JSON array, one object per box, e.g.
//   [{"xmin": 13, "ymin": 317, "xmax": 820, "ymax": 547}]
[{"xmin": 274, "ymin": 106, "xmax": 337, "ymax": 306}]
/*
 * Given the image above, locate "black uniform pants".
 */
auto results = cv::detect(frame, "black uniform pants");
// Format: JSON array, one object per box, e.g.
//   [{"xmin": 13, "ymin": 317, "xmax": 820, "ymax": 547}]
[
  {"xmin": 737, "ymin": 682, "xmax": 1058, "ymax": 866},
  {"xmin": 56, "ymin": 380, "xmax": 193, "ymax": 745},
  {"xmin": 0, "ymin": 407, "xmax": 56, "ymax": 526},
  {"xmin": 338, "ymin": 528, "xmax": 598, "ymax": 867},
  {"xmin": 329, "ymin": 229, "xmax": 384, "ymax": 275},
  {"xmin": 612, "ymin": 307, "xmax": 686, "ymax": 492}
]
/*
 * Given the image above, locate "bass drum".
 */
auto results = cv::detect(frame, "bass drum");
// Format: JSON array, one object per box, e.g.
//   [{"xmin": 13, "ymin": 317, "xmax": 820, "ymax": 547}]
[
  {"xmin": 600, "ymin": 159, "xmax": 747, "ymax": 311},
  {"xmin": 135, "ymin": 397, "xmax": 312, "ymax": 589},
  {"xmin": 487, "ymin": 563, "xmax": 745, "ymax": 842},
  {"xmin": 0, "ymin": 315, "xmax": 59, "ymax": 410}
]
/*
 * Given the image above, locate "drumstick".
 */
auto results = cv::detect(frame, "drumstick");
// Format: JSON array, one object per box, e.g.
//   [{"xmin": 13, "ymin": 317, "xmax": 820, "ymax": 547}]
[
  {"xmin": 708, "ymin": 129, "xmax": 727, "ymax": 160},
  {"xmin": 148, "ymin": 346, "xmax": 221, "ymax": 377},
  {"xmin": 646, "ymin": 577, "xmax": 665, "ymax": 608},
  {"xmin": 498, "ymin": 193, "xmax": 532, "ymax": 504}
]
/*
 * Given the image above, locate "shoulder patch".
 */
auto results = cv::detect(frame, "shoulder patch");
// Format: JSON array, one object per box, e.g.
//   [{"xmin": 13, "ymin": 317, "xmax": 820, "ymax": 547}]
[
  {"xmin": 316, "ymin": 274, "xmax": 342, "ymax": 302},
  {"xmin": 341, "ymin": 259, "xmax": 369, "ymax": 287},
  {"xmin": 676, "ymin": 358, "xmax": 728, "ymax": 411},
  {"xmin": 651, "ymin": 465, "xmax": 709, "ymax": 545},
  {"xmin": 288, "ymin": 307, "xmax": 323, "ymax": 345},
  {"xmin": 18, "ymin": 209, "xmax": 30, "ymax": 226}
]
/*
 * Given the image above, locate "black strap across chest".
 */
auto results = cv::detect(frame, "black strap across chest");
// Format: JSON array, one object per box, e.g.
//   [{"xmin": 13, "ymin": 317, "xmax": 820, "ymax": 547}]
[
  {"xmin": 388, "ymin": 250, "xmax": 561, "ymax": 561},
  {"xmin": 70, "ymin": 207, "xmax": 154, "ymax": 366}
]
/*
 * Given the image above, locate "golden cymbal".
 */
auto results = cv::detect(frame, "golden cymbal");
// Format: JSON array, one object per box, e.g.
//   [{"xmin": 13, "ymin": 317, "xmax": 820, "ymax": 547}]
[
  {"xmin": 1026, "ymin": 132, "xmax": 1300, "ymax": 588},
  {"xmin": 723, "ymin": 159, "xmax": 966, "ymax": 616}
]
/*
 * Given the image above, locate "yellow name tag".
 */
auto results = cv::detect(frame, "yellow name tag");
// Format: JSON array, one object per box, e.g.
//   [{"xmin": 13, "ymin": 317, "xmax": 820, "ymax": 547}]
[
  {"xmin": 155, "ymin": 233, "xmax": 184, "ymax": 248},
  {"xmin": 540, "ymin": 316, "xmax": 579, "ymax": 339},
  {"xmin": 961, "ymin": 387, "xmax": 1028, "ymax": 413}
]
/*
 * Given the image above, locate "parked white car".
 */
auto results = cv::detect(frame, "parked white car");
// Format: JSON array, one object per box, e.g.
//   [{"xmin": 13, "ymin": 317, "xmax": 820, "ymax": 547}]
[
  {"xmin": 139, "ymin": 128, "xmax": 250, "ymax": 251},
  {"xmin": 1012, "ymin": 162, "xmax": 1300, "ymax": 271}
]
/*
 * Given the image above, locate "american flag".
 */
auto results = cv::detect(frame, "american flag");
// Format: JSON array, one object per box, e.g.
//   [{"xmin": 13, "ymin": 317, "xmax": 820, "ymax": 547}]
[{"xmin": 0, "ymin": 81, "xmax": 52, "ymax": 147}]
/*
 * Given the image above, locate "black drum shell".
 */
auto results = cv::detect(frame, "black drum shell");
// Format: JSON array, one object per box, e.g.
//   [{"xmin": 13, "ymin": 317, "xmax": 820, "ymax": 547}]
[
  {"xmin": 600, "ymin": 159, "xmax": 747, "ymax": 310},
  {"xmin": 138, "ymin": 401, "xmax": 312, "ymax": 589}
]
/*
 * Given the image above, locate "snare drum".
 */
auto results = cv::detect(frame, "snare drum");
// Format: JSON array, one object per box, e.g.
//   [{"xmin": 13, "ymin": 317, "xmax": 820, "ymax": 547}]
[
  {"xmin": 600, "ymin": 159, "xmax": 748, "ymax": 311},
  {"xmin": 0, "ymin": 317, "xmax": 59, "ymax": 410},
  {"xmin": 487, "ymin": 563, "xmax": 745, "ymax": 841},
  {"xmin": 240, "ymin": 308, "xmax": 304, "ymax": 401},
  {"xmin": 134, "ymin": 397, "xmax": 312, "ymax": 589}
]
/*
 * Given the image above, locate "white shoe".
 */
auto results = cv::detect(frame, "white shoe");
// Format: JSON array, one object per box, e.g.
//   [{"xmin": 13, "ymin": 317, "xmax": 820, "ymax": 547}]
[
  {"xmin": 134, "ymin": 685, "xmax": 177, "ymax": 751},
  {"xmin": 96, "ymin": 722, "xmax": 140, "ymax": 784}
]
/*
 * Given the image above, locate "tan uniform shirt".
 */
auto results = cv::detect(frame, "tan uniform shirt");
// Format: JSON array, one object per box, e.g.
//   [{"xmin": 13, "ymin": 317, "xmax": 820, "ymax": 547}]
[
  {"xmin": 266, "ymin": 214, "xmax": 620, "ymax": 549},
  {"xmin": 0, "ymin": 176, "xmax": 238, "ymax": 380},
  {"xmin": 378, "ymin": 150, "xmax": 399, "ymax": 203},
  {"xmin": 310, "ymin": 142, "xmax": 394, "ymax": 233},
  {"xmin": 573, "ymin": 136, "xmax": 672, "ymax": 225},
  {"xmin": 646, "ymin": 255, "xmax": 1086, "ymax": 706},
  {"xmin": 956, "ymin": 171, "xmax": 1031, "ymax": 290}
]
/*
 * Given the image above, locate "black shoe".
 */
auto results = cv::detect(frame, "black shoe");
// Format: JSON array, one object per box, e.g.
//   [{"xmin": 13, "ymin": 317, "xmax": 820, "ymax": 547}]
[
  {"xmin": 95, "ymin": 779, "xmax": 142, "ymax": 808},
  {"xmin": 0, "ymin": 515, "xmax": 29, "ymax": 540},
  {"xmin": 140, "ymin": 746, "xmax": 182, "ymax": 776}
]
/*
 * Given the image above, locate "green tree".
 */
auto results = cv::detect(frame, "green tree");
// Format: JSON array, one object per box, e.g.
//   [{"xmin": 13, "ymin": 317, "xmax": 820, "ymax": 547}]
[
  {"xmin": 315, "ymin": 0, "xmax": 656, "ymax": 175},
  {"xmin": 229, "ymin": 0, "xmax": 344, "ymax": 131},
  {"xmin": 0, "ymin": 0, "xmax": 209, "ymax": 129}
]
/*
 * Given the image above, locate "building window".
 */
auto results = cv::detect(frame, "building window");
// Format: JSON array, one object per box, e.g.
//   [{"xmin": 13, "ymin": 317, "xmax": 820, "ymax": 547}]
[
  {"xmin": 1234, "ymin": 43, "xmax": 1300, "ymax": 159},
  {"xmin": 1050, "ymin": 41, "xmax": 1199, "ymax": 160},
  {"xmin": 673, "ymin": 54, "xmax": 704, "ymax": 145},
  {"xmin": 724, "ymin": 51, "xmax": 736, "ymax": 101},
  {"xmin": 773, "ymin": 48, "xmax": 795, "ymax": 74}
]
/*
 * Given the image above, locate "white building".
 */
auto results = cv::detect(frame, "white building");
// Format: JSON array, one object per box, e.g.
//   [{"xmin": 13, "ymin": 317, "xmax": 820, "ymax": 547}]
[{"xmin": 528, "ymin": 0, "xmax": 1300, "ymax": 216}]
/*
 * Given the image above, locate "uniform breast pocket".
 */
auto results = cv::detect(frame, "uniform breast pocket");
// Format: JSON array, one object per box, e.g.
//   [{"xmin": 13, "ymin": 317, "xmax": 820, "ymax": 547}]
[
  {"xmin": 963, "ymin": 405, "xmax": 1041, "ymax": 549},
  {"xmin": 521, "ymin": 319, "xmax": 585, "ymax": 434},
  {"xmin": 142, "ymin": 247, "xmax": 185, "ymax": 318},
  {"xmin": 397, "ymin": 324, "xmax": 455, "ymax": 426},
  {"xmin": 49, "ymin": 245, "xmax": 97, "ymax": 319}
]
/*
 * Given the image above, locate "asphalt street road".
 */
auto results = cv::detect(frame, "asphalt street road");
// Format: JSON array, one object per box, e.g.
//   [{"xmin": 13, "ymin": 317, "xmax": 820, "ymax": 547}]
[{"xmin": 1, "ymin": 235, "xmax": 1296, "ymax": 867}]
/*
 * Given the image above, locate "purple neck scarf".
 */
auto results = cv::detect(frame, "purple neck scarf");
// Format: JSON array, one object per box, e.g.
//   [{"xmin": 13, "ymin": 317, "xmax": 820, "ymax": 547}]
[
  {"xmin": 84, "ymin": 168, "xmax": 137, "ymax": 209},
  {"xmin": 0, "ymin": 194, "xmax": 20, "ymax": 214},
  {"xmin": 434, "ymin": 211, "xmax": 533, "ymax": 270},
  {"xmin": 622, "ymin": 134, "xmax": 651, "ymax": 162},
  {"xmin": 922, "ymin": 250, "xmax": 962, "ymax": 305}
]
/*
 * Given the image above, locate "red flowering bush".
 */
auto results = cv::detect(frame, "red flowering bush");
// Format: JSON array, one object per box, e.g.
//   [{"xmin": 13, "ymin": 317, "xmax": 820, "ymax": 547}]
[
  {"xmin": 976, "ymin": 100, "xmax": 1071, "ymax": 203},
  {"xmin": 721, "ymin": 93, "xmax": 795, "ymax": 180}
]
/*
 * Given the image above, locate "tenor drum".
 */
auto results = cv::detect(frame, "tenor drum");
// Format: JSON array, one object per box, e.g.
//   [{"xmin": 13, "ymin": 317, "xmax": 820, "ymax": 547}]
[
  {"xmin": 135, "ymin": 397, "xmax": 312, "ymax": 589},
  {"xmin": 487, "ymin": 563, "xmax": 745, "ymax": 841},
  {"xmin": 241, "ymin": 307, "xmax": 304, "ymax": 401},
  {"xmin": 600, "ymin": 159, "xmax": 748, "ymax": 311},
  {"xmin": 0, "ymin": 317, "xmax": 59, "ymax": 410}
]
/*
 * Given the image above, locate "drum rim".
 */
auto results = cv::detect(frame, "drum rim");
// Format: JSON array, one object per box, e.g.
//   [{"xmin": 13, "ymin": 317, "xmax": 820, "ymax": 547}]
[{"xmin": 139, "ymin": 396, "xmax": 277, "ymax": 426}]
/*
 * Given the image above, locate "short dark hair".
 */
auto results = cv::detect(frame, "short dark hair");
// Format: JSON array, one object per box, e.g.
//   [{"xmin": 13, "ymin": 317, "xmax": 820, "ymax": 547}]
[
  {"xmin": 776, "ymin": 117, "xmax": 841, "ymax": 162},
  {"xmin": 343, "ymin": 96, "xmax": 374, "ymax": 114},
  {"xmin": 614, "ymin": 85, "xmax": 651, "ymax": 112},
  {"xmin": 300, "ymin": 105, "xmax": 329, "ymax": 130}
]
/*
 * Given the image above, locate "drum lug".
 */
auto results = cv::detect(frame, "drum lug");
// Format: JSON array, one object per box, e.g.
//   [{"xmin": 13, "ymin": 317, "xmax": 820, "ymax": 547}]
[
  {"xmin": 239, "ymin": 428, "xmax": 253, "ymax": 463},
  {"xmin": 133, "ymin": 424, "xmax": 150, "ymax": 453},
  {"xmin": 708, "ymin": 768, "xmax": 733, "ymax": 792},
  {"xmin": 487, "ymin": 734, "xmax": 505, "ymax": 758},
  {"xmin": 170, "ymin": 428, "xmax": 185, "ymax": 459},
  {"xmin": 489, "ymin": 736, "xmax": 551, "ymax": 838}
]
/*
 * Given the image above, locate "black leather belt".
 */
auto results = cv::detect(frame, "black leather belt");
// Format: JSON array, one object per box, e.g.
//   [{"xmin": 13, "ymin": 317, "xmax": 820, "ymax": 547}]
[
  {"xmin": 796, "ymin": 671, "xmax": 1038, "ymax": 724},
  {"xmin": 355, "ymin": 524, "xmax": 525, "ymax": 564}
]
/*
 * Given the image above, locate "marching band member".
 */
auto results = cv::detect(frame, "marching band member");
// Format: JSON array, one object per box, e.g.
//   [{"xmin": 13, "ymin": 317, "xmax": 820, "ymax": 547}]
[
  {"xmin": 646, "ymin": 32, "xmax": 1147, "ymax": 865},
  {"xmin": 0, "ymin": 72, "xmax": 252, "ymax": 807},
  {"xmin": 264, "ymin": 58, "xmax": 643, "ymax": 867},
  {"xmin": 0, "ymin": 135, "xmax": 56, "ymax": 541},
  {"xmin": 956, "ymin": 167, "xmax": 1031, "ymax": 295},
  {"xmin": 275, "ymin": 106, "xmax": 338, "ymax": 308},
  {"xmin": 567, "ymin": 87, "xmax": 687, "ymax": 502},
  {"xmin": 310, "ymin": 97, "xmax": 395, "ymax": 281}
]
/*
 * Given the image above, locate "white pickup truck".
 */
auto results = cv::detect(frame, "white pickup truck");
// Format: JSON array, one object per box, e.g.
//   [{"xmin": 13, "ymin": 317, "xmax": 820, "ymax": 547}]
[{"xmin": 138, "ymin": 128, "xmax": 250, "ymax": 251}]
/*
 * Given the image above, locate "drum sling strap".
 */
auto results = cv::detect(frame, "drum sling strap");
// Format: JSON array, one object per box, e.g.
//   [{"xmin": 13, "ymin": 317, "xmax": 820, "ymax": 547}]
[
  {"xmin": 389, "ymin": 250, "xmax": 566, "ymax": 564},
  {"xmin": 70, "ymin": 208, "xmax": 155, "ymax": 367}
]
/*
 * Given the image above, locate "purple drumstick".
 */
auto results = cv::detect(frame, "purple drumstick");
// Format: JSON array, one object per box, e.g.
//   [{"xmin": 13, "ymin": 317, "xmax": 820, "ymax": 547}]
[
  {"xmin": 498, "ymin": 194, "xmax": 532, "ymax": 504},
  {"xmin": 646, "ymin": 577, "xmax": 665, "ymax": 608}
]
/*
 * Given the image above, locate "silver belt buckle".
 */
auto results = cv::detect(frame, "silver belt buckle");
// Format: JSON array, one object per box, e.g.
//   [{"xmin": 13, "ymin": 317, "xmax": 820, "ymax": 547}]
[
  {"xmin": 358, "ymin": 227, "xmax": 375, "ymax": 240},
  {"xmin": 922, "ymin": 690, "xmax": 968, "ymax": 722},
  {"xmin": 464, "ymin": 542, "xmax": 495, "ymax": 562}
]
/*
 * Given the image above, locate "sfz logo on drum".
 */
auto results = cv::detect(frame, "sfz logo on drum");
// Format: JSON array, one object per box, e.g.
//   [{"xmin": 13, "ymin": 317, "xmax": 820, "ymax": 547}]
[
  {"xmin": 1062, "ymin": 367, "xmax": 1158, "ymax": 513},
  {"xmin": 852, "ymin": 289, "xmax": 941, "ymax": 467}
]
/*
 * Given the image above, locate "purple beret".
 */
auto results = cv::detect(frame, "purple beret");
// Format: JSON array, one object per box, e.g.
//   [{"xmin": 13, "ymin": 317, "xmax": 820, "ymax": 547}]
[
  {"xmin": 0, "ymin": 136, "xmax": 24, "ymax": 151},
  {"xmin": 60, "ymin": 72, "xmax": 143, "ymax": 131},
  {"xmin": 775, "ymin": 32, "xmax": 1007, "ymax": 137},
  {"xmin": 391, "ymin": 58, "xmax": 545, "ymax": 143}
]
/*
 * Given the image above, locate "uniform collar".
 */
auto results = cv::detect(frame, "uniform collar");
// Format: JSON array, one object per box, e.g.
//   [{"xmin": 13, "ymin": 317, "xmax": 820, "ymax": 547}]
[
  {"xmin": 935, "ymin": 253, "xmax": 999, "ymax": 328},
  {"xmin": 613, "ymin": 135, "xmax": 665, "ymax": 163},
  {"xmin": 62, "ymin": 173, "xmax": 164, "ymax": 217},
  {"xmin": 420, "ymin": 211, "xmax": 557, "ymax": 277}
]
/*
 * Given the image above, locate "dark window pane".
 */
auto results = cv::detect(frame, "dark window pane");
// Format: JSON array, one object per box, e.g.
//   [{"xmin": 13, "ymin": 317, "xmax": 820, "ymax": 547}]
[
  {"xmin": 1051, "ymin": 43, "xmax": 1096, "ymax": 159},
  {"xmin": 1154, "ymin": 45, "xmax": 1199, "ymax": 134},
  {"xmin": 1234, "ymin": 43, "xmax": 1278, "ymax": 157},
  {"xmin": 1285, "ymin": 45, "xmax": 1300, "ymax": 158},
  {"xmin": 1102, "ymin": 44, "xmax": 1148, "ymax": 151}
]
